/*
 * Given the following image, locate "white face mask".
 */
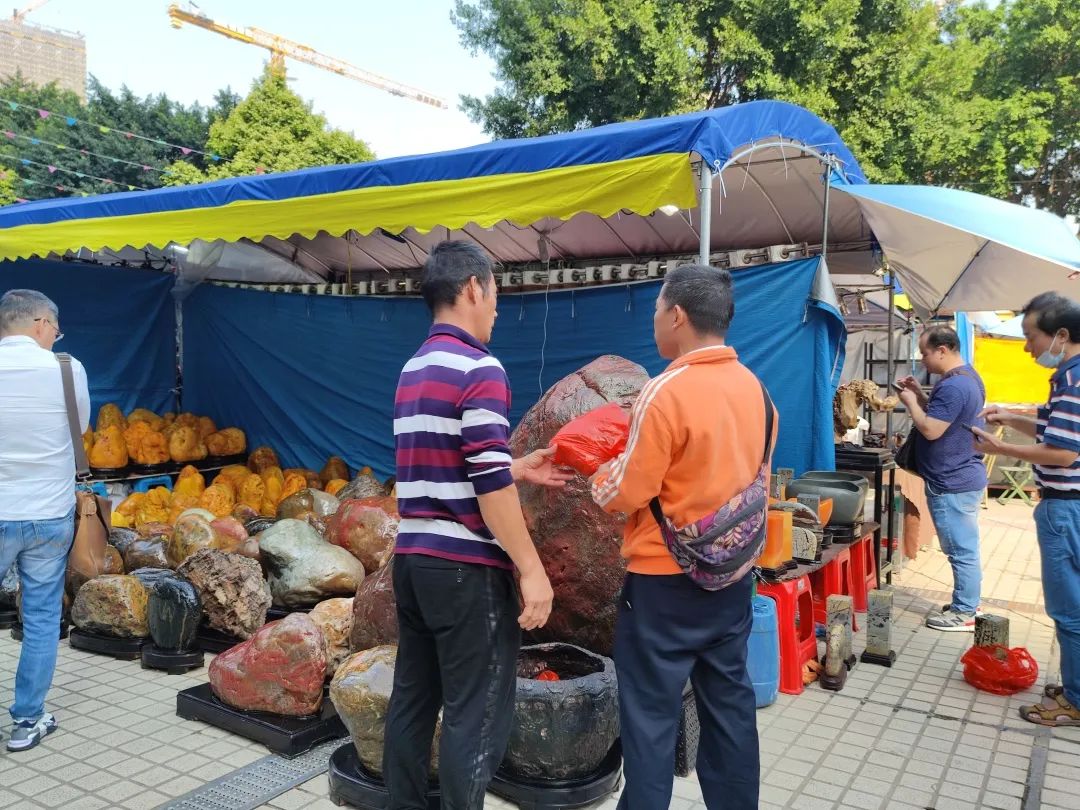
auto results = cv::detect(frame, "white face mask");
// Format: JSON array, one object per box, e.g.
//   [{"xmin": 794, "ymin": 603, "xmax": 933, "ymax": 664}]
[{"xmin": 1036, "ymin": 334, "xmax": 1066, "ymax": 369}]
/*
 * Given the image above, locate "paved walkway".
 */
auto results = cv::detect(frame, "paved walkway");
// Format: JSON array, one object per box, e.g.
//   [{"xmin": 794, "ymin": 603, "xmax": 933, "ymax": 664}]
[{"xmin": 0, "ymin": 501, "xmax": 1077, "ymax": 809}]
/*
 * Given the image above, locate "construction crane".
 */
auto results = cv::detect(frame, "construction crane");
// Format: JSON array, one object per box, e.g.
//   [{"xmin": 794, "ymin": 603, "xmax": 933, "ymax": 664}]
[
  {"xmin": 12, "ymin": 0, "xmax": 50, "ymax": 24},
  {"xmin": 167, "ymin": 3, "xmax": 447, "ymax": 110}
]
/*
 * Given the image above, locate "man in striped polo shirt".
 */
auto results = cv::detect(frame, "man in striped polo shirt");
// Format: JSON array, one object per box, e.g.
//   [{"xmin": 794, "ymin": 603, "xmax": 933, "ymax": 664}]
[
  {"xmin": 384, "ymin": 241, "xmax": 571, "ymax": 808},
  {"xmin": 977, "ymin": 292, "xmax": 1080, "ymax": 727}
]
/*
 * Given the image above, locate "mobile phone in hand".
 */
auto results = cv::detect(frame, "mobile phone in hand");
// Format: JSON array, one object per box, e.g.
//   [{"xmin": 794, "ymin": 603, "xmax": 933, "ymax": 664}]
[
  {"xmin": 891, "ymin": 382, "xmax": 906, "ymax": 393},
  {"xmin": 960, "ymin": 423, "xmax": 979, "ymax": 435}
]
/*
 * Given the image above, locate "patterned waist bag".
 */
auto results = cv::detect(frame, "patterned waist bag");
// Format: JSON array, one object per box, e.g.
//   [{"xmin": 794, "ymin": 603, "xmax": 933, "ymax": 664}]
[{"xmin": 649, "ymin": 379, "xmax": 775, "ymax": 591}]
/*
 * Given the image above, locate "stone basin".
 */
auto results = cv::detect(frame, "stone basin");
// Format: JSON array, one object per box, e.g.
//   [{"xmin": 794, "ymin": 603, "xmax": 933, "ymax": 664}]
[{"xmin": 501, "ymin": 643, "xmax": 618, "ymax": 782}]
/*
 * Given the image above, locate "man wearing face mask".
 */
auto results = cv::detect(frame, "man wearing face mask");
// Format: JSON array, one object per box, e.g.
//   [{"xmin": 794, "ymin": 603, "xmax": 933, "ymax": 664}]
[{"xmin": 974, "ymin": 292, "xmax": 1080, "ymax": 728}]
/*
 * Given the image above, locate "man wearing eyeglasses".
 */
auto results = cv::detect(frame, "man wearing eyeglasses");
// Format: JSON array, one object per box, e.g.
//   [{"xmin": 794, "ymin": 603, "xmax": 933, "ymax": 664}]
[{"xmin": 0, "ymin": 289, "xmax": 88, "ymax": 752}]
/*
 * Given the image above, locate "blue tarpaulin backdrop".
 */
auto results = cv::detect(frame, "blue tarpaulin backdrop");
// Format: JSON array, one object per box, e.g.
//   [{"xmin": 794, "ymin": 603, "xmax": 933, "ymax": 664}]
[
  {"xmin": 0, "ymin": 259, "xmax": 176, "ymax": 422},
  {"xmin": 183, "ymin": 257, "xmax": 842, "ymax": 478}
]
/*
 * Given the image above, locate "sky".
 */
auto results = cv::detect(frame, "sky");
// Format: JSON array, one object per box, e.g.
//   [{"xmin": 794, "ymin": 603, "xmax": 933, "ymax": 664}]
[{"xmin": 27, "ymin": 0, "xmax": 500, "ymax": 159}]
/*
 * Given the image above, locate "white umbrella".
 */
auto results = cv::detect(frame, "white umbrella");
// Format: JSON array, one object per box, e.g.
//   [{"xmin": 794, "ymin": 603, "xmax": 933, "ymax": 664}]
[{"xmin": 836, "ymin": 184, "xmax": 1080, "ymax": 317}]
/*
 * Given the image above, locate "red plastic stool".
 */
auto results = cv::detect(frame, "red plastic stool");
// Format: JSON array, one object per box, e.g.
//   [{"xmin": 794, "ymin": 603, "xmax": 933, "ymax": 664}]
[
  {"xmin": 757, "ymin": 575, "xmax": 818, "ymax": 696},
  {"xmin": 849, "ymin": 533, "xmax": 877, "ymax": 612},
  {"xmin": 809, "ymin": 548, "xmax": 859, "ymax": 632}
]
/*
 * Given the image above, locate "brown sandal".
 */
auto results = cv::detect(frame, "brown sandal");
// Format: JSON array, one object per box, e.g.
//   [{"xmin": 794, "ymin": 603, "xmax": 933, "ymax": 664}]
[{"xmin": 1021, "ymin": 692, "xmax": 1080, "ymax": 727}]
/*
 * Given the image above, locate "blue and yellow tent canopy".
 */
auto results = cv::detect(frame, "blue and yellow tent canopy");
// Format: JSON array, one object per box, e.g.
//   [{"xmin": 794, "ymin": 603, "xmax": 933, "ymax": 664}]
[{"xmin": 0, "ymin": 100, "xmax": 869, "ymax": 270}]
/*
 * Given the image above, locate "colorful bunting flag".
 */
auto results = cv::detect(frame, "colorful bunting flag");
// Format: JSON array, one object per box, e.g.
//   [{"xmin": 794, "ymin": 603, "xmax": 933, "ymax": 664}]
[
  {"xmin": 65, "ymin": 117, "xmax": 77, "ymax": 127},
  {"xmin": 38, "ymin": 109, "xmax": 50, "ymax": 119}
]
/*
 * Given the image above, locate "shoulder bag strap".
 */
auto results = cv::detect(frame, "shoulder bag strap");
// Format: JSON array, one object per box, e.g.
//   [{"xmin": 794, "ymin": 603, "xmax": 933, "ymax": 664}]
[
  {"xmin": 56, "ymin": 353, "xmax": 90, "ymax": 480},
  {"xmin": 651, "ymin": 377, "xmax": 776, "ymax": 527}
]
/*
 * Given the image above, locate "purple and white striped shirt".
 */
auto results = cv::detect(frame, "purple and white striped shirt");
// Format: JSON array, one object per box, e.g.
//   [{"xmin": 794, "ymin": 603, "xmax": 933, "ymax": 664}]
[{"xmin": 393, "ymin": 323, "xmax": 515, "ymax": 569}]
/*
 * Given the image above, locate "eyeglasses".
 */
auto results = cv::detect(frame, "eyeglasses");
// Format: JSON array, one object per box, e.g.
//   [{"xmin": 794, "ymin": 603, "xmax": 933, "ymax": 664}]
[{"xmin": 33, "ymin": 318, "xmax": 63, "ymax": 342}]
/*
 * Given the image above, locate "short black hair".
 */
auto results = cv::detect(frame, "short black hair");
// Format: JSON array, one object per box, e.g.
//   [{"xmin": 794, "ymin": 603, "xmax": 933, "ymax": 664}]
[
  {"xmin": 1022, "ymin": 292, "xmax": 1080, "ymax": 343},
  {"xmin": 659, "ymin": 264, "xmax": 735, "ymax": 336},
  {"xmin": 420, "ymin": 241, "xmax": 495, "ymax": 313},
  {"xmin": 922, "ymin": 325, "xmax": 961, "ymax": 353}
]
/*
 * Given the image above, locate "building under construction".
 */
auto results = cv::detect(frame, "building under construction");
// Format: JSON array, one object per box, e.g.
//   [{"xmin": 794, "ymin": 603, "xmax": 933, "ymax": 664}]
[{"xmin": 0, "ymin": 18, "xmax": 86, "ymax": 100}]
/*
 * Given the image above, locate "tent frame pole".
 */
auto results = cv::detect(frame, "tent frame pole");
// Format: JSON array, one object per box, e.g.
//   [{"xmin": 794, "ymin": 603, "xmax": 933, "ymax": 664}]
[
  {"xmin": 821, "ymin": 164, "xmax": 832, "ymax": 259},
  {"xmin": 886, "ymin": 278, "xmax": 894, "ymax": 445},
  {"xmin": 698, "ymin": 163, "xmax": 713, "ymax": 265}
]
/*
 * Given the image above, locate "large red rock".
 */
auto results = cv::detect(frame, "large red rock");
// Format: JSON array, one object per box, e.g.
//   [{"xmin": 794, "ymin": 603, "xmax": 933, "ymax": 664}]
[
  {"xmin": 508, "ymin": 355, "xmax": 647, "ymax": 656},
  {"xmin": 349, "ymin": 560, "xmax": 398, "ymax": 652},
  {"xmin": 327, "ymin": 497, "xmax": 398, "ymax": 572},
  {"xmin": 208, "ymin": 613, "xmax": 327, "ymax": 716}
]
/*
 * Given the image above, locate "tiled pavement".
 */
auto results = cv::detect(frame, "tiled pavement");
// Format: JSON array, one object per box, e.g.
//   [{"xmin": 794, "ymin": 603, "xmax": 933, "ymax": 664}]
[{"xmin": 1, "ymin": 501, "xmax": 1078, "ymax": 809}]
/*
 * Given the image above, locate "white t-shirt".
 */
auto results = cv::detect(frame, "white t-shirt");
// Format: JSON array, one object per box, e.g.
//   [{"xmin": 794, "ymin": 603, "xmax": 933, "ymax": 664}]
[{"xmin": 0, "ymin": 336, "xmax": 90, "ymax": 520}]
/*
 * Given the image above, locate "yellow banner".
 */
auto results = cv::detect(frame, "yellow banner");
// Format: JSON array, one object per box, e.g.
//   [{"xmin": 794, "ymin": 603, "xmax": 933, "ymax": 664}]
[
  {"xmin": 0, "ymin": 152, "xmax": 696, "ymax": 262},
  {"xmin": 973, "ymin": 336, "xmax": 1051, "ymax": 404}
]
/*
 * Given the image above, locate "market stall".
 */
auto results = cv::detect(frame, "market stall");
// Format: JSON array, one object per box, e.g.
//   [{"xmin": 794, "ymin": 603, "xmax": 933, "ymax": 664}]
[{"xmin": 0, "ymin": 99, "xmax": 875, "ymax": 479}]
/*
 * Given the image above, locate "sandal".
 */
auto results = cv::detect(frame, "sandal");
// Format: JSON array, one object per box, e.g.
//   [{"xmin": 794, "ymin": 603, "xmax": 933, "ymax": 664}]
[{"xmin": 1020, "ymin": 692, "xmax": 1080, "ymax": 727}]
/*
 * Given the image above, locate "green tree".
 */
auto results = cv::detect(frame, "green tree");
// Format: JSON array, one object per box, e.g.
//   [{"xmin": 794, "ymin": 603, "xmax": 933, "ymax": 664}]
[
  {"xmin": 163, "ymin": 69, "xmax": 374, "ymax": 184},
  {"xmin": 0, "ymin": 73, "xmax": 217, "ymax": 200},
  {"xmin": 0, "ymin": 169, "xmax": 18, "ymax": 205},
  {"xmin": 453, "ymin": 0, "xmax": 1080, "ymax": 217}
]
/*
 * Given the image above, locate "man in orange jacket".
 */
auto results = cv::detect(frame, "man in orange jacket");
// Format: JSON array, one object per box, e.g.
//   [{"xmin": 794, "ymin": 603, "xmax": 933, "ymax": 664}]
[{"xmin": 591, "ymin": 264, "xmax": 774, "ymax": 810}]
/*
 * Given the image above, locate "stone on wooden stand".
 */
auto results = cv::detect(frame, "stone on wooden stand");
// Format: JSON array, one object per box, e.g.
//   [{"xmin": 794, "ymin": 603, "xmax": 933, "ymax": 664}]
[
  {"xmin": 142, "ymin": 575, "xmax": 204, "ymax": 675},
  {"xmin": 822, "ymin": 595, "xmax": 856, "ymax": 671},
  {"xmin": 860, "ymin": 589, "xmax": 897, "ymax": 667},
  {"xmin": 178, "ymin": 615, "xmax": 344, "ymax": 757},
  {"xmin": 792, "ymin": 527, "xmax": 821, "ymax": 565},
  {"xmin": 68, "ymin": 574, "xmax": 150, "ymax": 660},
  {"xmin": 974, "ymin": 614, "xmax": 1010, "ymax": 649},
  {"xmin": 819, "ymin": 625, "xmax": 849, "ymax": 691}
]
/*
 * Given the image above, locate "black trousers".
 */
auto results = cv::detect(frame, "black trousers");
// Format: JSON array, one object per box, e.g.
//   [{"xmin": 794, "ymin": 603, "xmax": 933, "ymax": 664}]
[
  {"xmin": 383, "ymin": 553, "xmax": 520, "ymax": 810},
  {"xmin": 615, "ymin": 571, "xmax": 759, "ymax": 810}
]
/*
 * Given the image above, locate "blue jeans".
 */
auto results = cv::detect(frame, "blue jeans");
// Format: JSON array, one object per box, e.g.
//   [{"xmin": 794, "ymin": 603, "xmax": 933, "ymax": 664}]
[
  {"xmin": 1034, "ymin": 499, "xmax": 1080, "ymax": 708},
  {"xmin": 925, "ymin": 486, "xmax": 983, "ymax": 614},
  {"xmin": 0, "ymin": 511, "xmax": 73, "ymax": 723}
]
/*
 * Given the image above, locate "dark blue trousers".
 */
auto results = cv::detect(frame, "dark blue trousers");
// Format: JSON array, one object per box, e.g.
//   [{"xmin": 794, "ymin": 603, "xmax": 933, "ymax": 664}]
[{"xmin": 615, "ymin": 571, "xmax": 759, "ymax": 810}]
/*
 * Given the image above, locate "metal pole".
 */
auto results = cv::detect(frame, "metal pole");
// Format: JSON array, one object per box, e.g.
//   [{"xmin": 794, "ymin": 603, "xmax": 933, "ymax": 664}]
[
  {"xmin": 820, "ymin": 159, "xmax": 833, "ymax": 259},
  {"xmin": 886, "ymin": 278, "xmax": 895, "ymax": 445},
  {"xmin": 698, "ymin": 163, "xmax": 713, "ymax": 266}
]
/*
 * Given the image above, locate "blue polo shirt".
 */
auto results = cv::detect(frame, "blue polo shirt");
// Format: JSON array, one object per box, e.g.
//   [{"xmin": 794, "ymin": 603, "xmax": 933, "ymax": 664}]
[
  {"xmin": 1035, "ymin": 354, "xmax": 1080, "ymax": 493},
  {"xmin": 915, "ymin": 365, "xmax": 987, "ymax": 494}
]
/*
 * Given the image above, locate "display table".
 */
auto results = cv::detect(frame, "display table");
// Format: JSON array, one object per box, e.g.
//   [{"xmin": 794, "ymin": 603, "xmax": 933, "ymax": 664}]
[{"xmin": 758, "ymin": 522, "xmax": 880, "ymax": 586}]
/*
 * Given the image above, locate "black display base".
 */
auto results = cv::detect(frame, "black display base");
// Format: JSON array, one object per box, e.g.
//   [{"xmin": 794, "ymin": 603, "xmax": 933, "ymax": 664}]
[
  {"xmin": 176, "ymin": 683, "xmax": 346, "ymax": 758},
  {"xmin": 89, "ymin": 466, "xmax": 128, "ymax": 478},
  {"xmin": 674, "ymin": 682, "xmax": 699, "ymax": 778},
  {"xmin": 819, "ymin": 666, "xmax": 848, "ymax": 691},
  {"xmin": 68, "ymin": 627, "xmax": 146, "ymax": 659},
  {"xmin": 860, "ymin": 649, "xmax": 897, "ymax": 668},
  {"xmin": 129, "ymin": 463, "xmax": 172, "ymax": 475},
  {"xmin": 328, "ymin": 743, "xmax": 440, "ymax": 809},
  {"xmin": 196, "ymin": 627, "xmax": 244, "ymax": 653},
  {"xmin": 0, "ymin": 608, "xmax": 17, "ymax": 630},
  {"xmin": 793, "ymin": 554, "xmax": 823, "ymax": 566},
  {"xmin": 207, "ymin": 454, "xmax": 247, "ymax": 468},
  {"xmin": 11, "ymin": 619, "xmax": 69, "ymax": 642},
  {"xmin": 757, "ymin": 564, "xmax": 791, "ymax": 580},
  {"xmin": 490, "ymin": 742, "xmax": 622, "ymax": 810},
  {"xmin": 141, "ymin": 643, "xmax": 204, "ymax": 674},
  {"xmin": 820, "ymin": 653, "xmax": 858, "ymax": 671}
]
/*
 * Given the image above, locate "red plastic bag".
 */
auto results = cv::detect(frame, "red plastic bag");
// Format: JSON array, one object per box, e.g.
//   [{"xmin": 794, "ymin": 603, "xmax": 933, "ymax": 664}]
[
  {"xmin": 549, "ymin": 403, "xmax": 630, "ymax": 476},
  {"xmin": 960, "ymin": 645, "xmax": 1039, "ymax": 695}
]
